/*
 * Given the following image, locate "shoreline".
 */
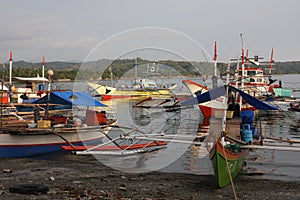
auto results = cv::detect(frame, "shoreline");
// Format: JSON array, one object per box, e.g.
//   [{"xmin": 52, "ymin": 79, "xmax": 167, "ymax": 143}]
[{"xmin": 1, "ymin": 155, "xmax": 299, "ymax": 200}]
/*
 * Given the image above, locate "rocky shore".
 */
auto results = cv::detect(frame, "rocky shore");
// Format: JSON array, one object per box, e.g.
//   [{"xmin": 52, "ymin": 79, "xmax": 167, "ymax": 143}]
[{"xmin": 0, "ymin": 155, "xmax": 299, "ymax": 200}]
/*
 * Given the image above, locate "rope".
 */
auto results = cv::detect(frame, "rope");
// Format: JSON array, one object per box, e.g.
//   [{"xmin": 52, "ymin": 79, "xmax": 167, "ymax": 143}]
[{"xmin": 221, "ymin": 140, "xmax": 238, "ymax": 200}]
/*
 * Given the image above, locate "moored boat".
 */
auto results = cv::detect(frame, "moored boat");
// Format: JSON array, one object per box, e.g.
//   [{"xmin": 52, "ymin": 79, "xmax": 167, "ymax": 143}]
[
  {"xmin": 180, "ymin": 82, "xmax": 278, "ymax": 188},
  {"xmin": 182, "ymin": 79, "xmax": 226, "ymax": 117},
  {"xmin": 0, "ymin": 125, "xmax": 111, "ymax": 158},
  {"xmin": 209, "ymin": 139, "xmax": 249, "ymax": 188},
  {"xmin": 88, "ymin": 80, "xmax": 176, "ymax": 101},
  {"xmin": 289, "ymin": 101, "xmax": 300, "ymax": 112},
  {"xmin": 0, "ymin": 90, "xmax": 115, "ymax": 158}
]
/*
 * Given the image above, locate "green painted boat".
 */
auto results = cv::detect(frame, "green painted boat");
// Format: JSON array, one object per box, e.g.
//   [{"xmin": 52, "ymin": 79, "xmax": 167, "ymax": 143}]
[{"xmin": 209, "ymin": 139, "xmax": 249, "ymax": 188}]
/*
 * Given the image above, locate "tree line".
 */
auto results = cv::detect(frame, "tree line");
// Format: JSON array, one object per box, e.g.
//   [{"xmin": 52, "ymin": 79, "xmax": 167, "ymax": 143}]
[{"xmin": 1, "ymin": 59, "xmax": 299, "ymax": 81}]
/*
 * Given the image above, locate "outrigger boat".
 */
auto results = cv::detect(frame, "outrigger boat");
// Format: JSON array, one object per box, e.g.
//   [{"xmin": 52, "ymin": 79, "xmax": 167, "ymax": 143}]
[
  {"xmin": 209, "ymin": 138, "xmax": 249, "ymax": 188},
  {"xmin": 181, "ymin": 81, "xmax": 278, "ymax": 188},
  {"xmin": 61, "ymin": 126, "xmax": 206, "ymax": 156},
  {"xmin": 88, "ymin": 59, "xmax": 177, "ymax": 100},
  {"xmin": 61, "ymin": 124, "xmax": 173, "ymax": 156},
  {"xmin": 0, "ymin": 91, "xmax": 115, "ymax": 158},
  {"xmin": 88, "ymin": 80, "xmax": 176, "ymax": 101},
  {"xmin": 182, "ymin": 42, "xmax": 227, "ymax": 118},
  {"xmin": 182, "ymin": 79, "xmax": 226, "ymax": 117},
  {"xmin": 0, "ymin": 125, "xmax": 112, "ymax": 158}
]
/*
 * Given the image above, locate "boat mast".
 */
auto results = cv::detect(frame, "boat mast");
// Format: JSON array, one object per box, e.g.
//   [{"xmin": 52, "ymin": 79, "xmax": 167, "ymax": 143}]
[
  {"xmin": 269, "ymin": 48, "xmax": 274, "ymax": 76},
  {"xmin": 239, "ymin": 33, "xmax": 245, "ymax": 110},
  {"xmin": 235, "ymin": 54, "xmax": 239, "ymax": 89},
  {"xmin": 9, "ymin": 51, "xmax": 13, "ymax": 103},
  {"xmin": 42, "ymin": 56, "xmax": 45, "ymax": 79},
  {"xmin": 212, "ymin": 41, "xmax": 218, "ymax": 89},
  {"xmin": 1, "ymin": 64, "xmax": 4, "ymax": 127},
  {"xmin": 135, "ymin": 57, "xmax": 138, "ymax": 84},
  {"xmin": 9, "ymin": 51, "xmax": 12, "ymax": 85},
  {"xmin": 109, "ymin": 65, "xmax": 113, "ymax": 87},
  {"xmin": 222, "ymin": 56, "xmax": 231, "ymax": 132}
]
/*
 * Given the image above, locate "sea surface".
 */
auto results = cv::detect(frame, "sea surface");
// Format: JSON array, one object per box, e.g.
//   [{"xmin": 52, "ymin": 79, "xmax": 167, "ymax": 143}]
[{"xmin": 44, "ymin": 74, "xmax": 300, "ymax": 181}]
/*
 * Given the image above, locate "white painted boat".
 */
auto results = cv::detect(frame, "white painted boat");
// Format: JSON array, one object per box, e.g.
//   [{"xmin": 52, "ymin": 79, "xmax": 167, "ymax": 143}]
[{"xmin": 0, "ymin": 124, "xmax": 112, "ymax": 158}]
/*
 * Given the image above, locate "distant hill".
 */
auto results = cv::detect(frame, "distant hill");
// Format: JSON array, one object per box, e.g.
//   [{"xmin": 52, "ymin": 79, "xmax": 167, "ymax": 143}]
[
  {"xmin": 217, "ymin": 61, "xmax": 300, "ymax": 75},
  {"xmin": 11, "ymin": 60, "xmax": 81, "ymax": 71},
  {"xmin": 271, "ymin": 61, "xmax": 300, "ymax": 74},
  {"xmin": 1, "ymin": 59, "xmax": 299, "ymax": 81}
]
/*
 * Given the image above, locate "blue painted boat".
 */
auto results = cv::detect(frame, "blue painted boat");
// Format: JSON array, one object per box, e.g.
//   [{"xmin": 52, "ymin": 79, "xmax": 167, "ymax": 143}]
[
  {"xmin": 0, "ymin": 126, "xmax": 110, "ymax": 158},
  {"xmin": 0, "ymin": 90, "xmax": 113, "ymax": 158}
]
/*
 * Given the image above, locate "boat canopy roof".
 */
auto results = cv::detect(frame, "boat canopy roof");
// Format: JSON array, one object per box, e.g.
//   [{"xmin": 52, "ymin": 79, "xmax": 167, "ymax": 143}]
[
  {"xmin": 180, "ymin": 85, "xmax": 278, "ymax": 111},
  {"xmin": 32, "ymin": 91, "xmax": 107, "ymax": 107},
  {"xmin": 14, "ymin": 77, "xmax": 50, "ymax": 82}
]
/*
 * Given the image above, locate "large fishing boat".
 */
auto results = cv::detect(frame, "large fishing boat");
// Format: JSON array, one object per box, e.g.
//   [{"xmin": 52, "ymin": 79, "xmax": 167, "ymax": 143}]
[{"xmin": 230, "ymin": 34, "xmax": 292, "ymax": 99}]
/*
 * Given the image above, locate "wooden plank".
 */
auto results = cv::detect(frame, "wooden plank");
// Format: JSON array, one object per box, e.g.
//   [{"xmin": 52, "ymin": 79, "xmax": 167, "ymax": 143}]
[
  {"xmin": 241, "ymin": 145, "xmax": 300, "ymax": 151},
  {"xmin": 265, "ymin": 137, "xmax": 300, "ymax": 144}
]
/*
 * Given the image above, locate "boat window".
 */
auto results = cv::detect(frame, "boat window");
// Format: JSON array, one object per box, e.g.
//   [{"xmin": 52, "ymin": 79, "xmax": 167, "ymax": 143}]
[
  {"xmin": 247, "ymin": 71, "xmax": 256, "ymax": 76},
  {"xmin": 250, "ymin": 78, "xmax": 255, "ymax": 82},
  {"xmin": 257, "ymin": 78, "xmax": 263, "ymax": 82}
]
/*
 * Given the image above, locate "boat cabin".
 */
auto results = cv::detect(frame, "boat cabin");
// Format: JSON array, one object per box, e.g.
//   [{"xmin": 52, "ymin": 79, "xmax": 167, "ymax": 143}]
[
  {"xmin": 132, "ymin": 79, "xmax": 157, "ymax": 89},
  {"xmin": 12, "ymin": 77, "xmax": 49, "ymax": 103}
]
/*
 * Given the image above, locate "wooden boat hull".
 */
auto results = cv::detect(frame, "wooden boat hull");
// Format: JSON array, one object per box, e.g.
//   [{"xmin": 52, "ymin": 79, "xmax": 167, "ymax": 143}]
[
  {"xmin": 89, "ymin": 82, "xmax": 174, "ymax": 101},
  {"xmin": 182, "ymin": 80, "xmax": 227, "ymax": 117},
  {"xmin": 209, "ymin": 140, "xmax": 249, "ymax": 188},
  {"xmin": 0, "ymin": 126, "xmax": 108, "ymax": 158},
  {"xmin": 182, "ymin": 80, "xmax": 208, "ymax": 95},
  {"xmin": 199, "ymin": 104, "xmax": 226, "ymax": 118},
  {"xmin": 100, "ymin": 90, "xmax": 172, "ymax": 101},
  {"xmin": 101, "ymin": 94, "xmax": 140, "ymax": 101}
]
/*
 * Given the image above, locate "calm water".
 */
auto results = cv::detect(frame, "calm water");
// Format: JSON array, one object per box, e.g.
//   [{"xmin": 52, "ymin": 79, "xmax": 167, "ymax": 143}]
[{"xmin": 48, "ymin": 74, "xmax": 300, "ymax": 181}]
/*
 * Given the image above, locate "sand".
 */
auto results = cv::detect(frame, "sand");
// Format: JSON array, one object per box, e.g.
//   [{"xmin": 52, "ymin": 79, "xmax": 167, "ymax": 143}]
[{"xmin": 0, "ymin": 155, "xmax": 299, "ymax": 200}]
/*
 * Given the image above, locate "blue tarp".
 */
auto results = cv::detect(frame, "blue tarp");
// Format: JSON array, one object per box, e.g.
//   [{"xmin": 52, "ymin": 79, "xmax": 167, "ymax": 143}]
[
  {"xmin": 229, "ymin": 86, "xmax": 278, "ymax": 110},
  {"xmin": 32, "ymin": 91, "xmax": 107, "ymax": 107},
  {"xmin": 180, "ymin": 86, "xmax": 226, "ymax": 106},
  {"xmin": 241, "ymin": 110, "xmax": 254, "ymax": 124},
  {"xmin": 180, "ymin": 85, "xmax": 278, "ymax": 111}
]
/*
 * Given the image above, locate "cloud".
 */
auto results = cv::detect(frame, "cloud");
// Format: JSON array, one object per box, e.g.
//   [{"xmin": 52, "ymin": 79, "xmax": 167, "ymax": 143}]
[{"xmin": 0, "ymin": 11, "xmax": 100, "ymax": 62}]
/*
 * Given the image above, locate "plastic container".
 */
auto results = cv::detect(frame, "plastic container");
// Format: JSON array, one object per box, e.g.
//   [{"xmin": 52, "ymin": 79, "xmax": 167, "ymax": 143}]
[
  {"xmin": 37, "ymin": 120, "xmax": 51, "ymax": 129},
  {"xmin": 226, "ymin": 111, "xmax": 234, "ymax": 119},
  {"xmin": 240, "ymin": 124, "xmax": 253, "ymax": 143}
]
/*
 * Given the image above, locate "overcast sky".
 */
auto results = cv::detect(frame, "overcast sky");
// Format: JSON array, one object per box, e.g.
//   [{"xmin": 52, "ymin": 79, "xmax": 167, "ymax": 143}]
[{"xmin": 0, "ymin": 0, "xmax": 299, "ymax": 63}]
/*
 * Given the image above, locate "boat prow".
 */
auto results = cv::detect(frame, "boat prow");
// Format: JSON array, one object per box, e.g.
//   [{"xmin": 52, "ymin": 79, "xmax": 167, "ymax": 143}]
[
  {"xmin": 182, "ymin": 80, "xmax": 208, "ymax": 96},
  {"xmin": 209, "ymin": 139, "xmax": 249, "ymax": 188}
]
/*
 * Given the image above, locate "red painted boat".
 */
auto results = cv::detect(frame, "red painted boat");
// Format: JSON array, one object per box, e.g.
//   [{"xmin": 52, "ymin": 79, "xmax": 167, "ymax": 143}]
[{"xmin": 61, "ymin": 141, "xmax": 167, "ymax": 151}]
